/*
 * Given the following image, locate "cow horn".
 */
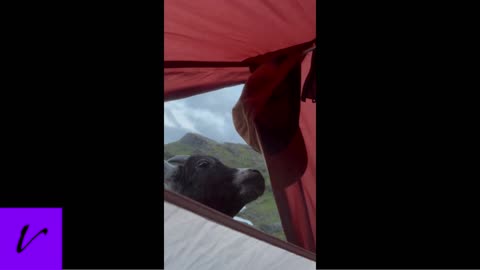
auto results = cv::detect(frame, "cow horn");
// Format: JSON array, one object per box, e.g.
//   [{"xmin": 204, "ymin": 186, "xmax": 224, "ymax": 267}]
[{"xmin": 167, "ymin": 155, "xmax": 190, "ymax": 165}]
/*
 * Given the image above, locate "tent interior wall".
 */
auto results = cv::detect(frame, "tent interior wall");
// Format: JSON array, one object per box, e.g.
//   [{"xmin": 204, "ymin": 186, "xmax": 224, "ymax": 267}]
[
  {"xmin": 164, "ymin": 190, "xmax": 316, "ymax": 269},
  {"xmin": 164, "ymin": 0, "xmax": 316, "ymax": 260}
]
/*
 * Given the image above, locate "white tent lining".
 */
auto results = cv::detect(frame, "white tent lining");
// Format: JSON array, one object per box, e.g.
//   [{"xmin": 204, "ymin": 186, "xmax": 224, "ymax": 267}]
[{"xmin": 164, "ymin": 190, "xmax": 316, "ymax": 261}]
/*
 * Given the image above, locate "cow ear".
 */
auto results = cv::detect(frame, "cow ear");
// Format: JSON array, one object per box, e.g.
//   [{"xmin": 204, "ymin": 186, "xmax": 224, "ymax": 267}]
[
  {"xmin": 164, "ymin": 160, "xmax": 178, "ymax": 180},
  {"xmin": 167, "ymin": 155, "xmax": 190, "ymax": 165}
]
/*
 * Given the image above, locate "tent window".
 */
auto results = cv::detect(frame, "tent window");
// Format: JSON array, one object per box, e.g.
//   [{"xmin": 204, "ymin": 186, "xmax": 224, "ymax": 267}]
[{"xmin": 164, "ymin": 84, "xmax": 286, "ymax": 241}]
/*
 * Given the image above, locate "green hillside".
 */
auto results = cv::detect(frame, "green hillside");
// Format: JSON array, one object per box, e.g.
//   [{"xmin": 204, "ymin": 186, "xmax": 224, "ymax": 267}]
[{"xmin": 165, "ymin": 132, "xmax": 286, "ymax": 240}]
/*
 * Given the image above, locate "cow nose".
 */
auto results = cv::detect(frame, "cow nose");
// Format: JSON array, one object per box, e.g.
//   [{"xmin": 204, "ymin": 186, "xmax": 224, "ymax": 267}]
[{"xmin": 236, "ymin": 168, "xmax": 265, "ymax": 201}]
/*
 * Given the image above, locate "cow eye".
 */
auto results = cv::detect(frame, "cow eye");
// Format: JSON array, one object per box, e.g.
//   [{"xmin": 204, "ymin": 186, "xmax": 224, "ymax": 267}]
[{"xmin": 196, "ymin": 160, "xmax": 209, "ymax": 168}]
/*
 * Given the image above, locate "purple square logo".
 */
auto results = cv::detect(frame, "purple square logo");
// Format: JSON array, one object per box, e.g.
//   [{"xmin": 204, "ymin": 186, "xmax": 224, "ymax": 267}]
[{"xmin": 0, "ymin": 208, "xmax": 62, "ymax": 269}]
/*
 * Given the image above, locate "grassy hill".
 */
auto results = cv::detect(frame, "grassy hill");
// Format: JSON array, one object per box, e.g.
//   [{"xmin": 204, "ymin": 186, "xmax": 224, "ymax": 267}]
[{"xmin": 165, "ymin": 132, "xmax": 286, "ymax": 240}]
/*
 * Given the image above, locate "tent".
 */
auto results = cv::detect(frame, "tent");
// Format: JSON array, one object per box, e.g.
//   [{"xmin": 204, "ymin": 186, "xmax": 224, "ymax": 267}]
[
  {"xmin": 165, "ymin": 190, "xmax": 316, "ymax": 269},
  {"xmin": 164, "ymin": 0, "xmax": 316, "ymax": 268}
]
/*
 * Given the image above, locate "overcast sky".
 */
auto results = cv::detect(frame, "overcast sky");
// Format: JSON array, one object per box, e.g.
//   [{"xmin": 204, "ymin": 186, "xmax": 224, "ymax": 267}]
[{"xmin": 164, "ymin": 85, "xmax": 247, "ymax": 144}]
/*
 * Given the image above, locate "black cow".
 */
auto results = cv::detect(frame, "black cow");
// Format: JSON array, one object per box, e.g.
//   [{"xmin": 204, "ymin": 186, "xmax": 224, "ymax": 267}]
[{"xmin": 164, "ymin": 155, "xmax": 265, "ymax": 217}]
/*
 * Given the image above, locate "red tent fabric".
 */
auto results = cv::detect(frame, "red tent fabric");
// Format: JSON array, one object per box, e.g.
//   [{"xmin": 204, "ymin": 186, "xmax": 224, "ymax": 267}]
[{"xmin": 164, "ymin": 0, "xmax": 316, "ymax": 253}]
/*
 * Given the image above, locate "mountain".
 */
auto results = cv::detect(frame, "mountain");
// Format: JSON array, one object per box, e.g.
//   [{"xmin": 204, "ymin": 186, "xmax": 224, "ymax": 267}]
[{"xmin": 164, "ymin": 132, "xmax": 286, "ymax": 240}]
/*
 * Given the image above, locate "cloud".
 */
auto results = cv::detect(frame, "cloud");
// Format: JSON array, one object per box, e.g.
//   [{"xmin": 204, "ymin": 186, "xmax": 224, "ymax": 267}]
[{"xmin": 164, "ymin": 85, "xmax": 246, "ymax": 144}]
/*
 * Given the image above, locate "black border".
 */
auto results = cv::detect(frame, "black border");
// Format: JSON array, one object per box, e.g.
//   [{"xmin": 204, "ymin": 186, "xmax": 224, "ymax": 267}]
[
  {"xmin": 1, "ymin": 4, "xmax": 165, "ymax": 269},
  {"xmin": 317, "ymin": 2, "xmax": 479, "ymax": 268}
]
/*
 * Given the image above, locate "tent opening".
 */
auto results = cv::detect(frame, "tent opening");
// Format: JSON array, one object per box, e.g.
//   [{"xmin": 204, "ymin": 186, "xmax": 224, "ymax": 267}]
[{"xmin": 164, "ymin": 84, "xmax": 287, "ymax": 241}]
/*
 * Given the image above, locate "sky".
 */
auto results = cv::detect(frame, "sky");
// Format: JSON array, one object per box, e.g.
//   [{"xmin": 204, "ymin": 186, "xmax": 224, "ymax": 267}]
[{"xmin": 164, "ymin": 84, "xmax": 247, "ymax": 144}]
